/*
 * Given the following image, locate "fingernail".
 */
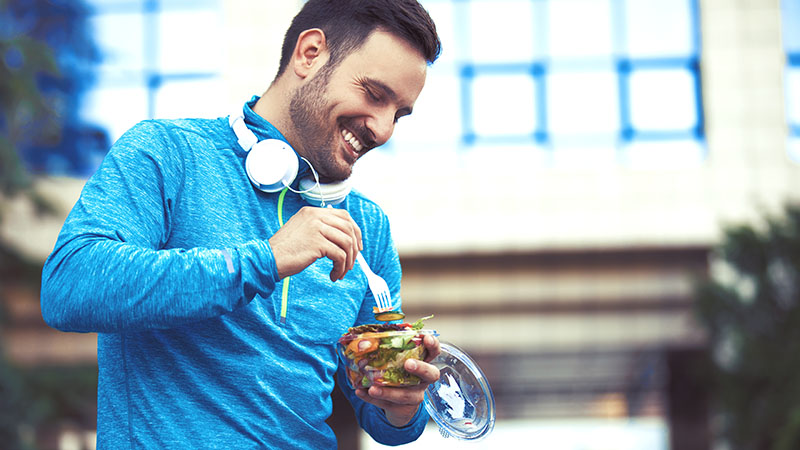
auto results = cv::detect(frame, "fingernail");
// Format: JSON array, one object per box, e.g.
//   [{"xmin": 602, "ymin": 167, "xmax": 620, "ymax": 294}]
[
  {"xmin": 407, "ymin": 359, "xmax": 417, "ymax": 370},
  {"xmin": 372, "ymin": 387, "xmax": 383, "ymax": 396}
]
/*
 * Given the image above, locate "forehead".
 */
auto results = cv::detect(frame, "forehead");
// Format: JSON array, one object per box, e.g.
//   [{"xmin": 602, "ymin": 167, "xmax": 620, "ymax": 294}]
[{"xmin": 335, "ymin": 30, "xmax": 428, "ymax": 104}]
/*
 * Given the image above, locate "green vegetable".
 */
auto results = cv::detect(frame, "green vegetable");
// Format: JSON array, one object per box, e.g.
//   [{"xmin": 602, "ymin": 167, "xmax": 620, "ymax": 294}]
[
  {"xmin": 379, "ymin": 334, "xmax": 419, "ymax": 350},
  {"xmin": 387, "ymin": 336, "xmax": 404, "ymax": 348},
  {"xmin": 361, "ymin": 376, "xmax": 371, "ymax": 387},
  {"xmin": 411, "ymin": 314, "xmax": 434, "ymax": 330},
  {"xmin": 368, "ymin": 347, "xmax": 399, "ymax": 368},
  {"xmin": 382, "ymin": 367, "xmax": 421, "ymax": 385},
  {"xmin": 375, "ymin": 311, "xmax": 405, "ymax": 322}
]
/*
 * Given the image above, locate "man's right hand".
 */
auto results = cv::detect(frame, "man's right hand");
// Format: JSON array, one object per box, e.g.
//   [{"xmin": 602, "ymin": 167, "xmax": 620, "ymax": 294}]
[{"xmin": 268, "ymin": 206, "xmax": 363, "ymax": 281}]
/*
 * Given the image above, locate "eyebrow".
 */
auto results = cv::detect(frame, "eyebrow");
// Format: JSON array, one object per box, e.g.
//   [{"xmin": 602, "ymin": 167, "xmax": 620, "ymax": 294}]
[{"xmin": 364, "ymin": 77, "xmax": 413, "ymax": 117}]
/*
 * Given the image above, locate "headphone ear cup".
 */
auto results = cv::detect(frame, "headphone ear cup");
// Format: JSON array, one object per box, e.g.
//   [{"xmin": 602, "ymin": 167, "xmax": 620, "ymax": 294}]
[
  {"xmin": 298, "ymin": 176, "xmax": 351, "ymax": 206},
  {"xmin": 245, "ymin": 139, "xmax": 299, "ymax": 193}
]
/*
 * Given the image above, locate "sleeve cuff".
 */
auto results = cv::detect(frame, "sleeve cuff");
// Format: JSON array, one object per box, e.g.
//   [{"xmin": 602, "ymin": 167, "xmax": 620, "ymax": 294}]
[{"xmin": 236, "ymin": 239, "xmax": 279, "ymax": 299}]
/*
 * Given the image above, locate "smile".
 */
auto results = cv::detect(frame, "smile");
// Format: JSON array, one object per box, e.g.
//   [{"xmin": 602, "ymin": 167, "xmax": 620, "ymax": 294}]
[{"xmin": 341, "ymin": 128, "xmax": 364, "ymax": 153}]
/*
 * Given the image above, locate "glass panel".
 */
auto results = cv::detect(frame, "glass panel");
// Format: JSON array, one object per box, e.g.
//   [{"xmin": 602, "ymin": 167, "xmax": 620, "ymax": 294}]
[
  {"xmin": 471, "ymin": 73, "xmax": 537, "ymax": 137},
  {"xmin": 468, "ymin": 0, "xmax": 538, "ymax": 63},
  {"xmin": 391, "ymin": 73, "xmax": 463, "ymax": 148},
  {"xmin": 422, "ymin": 1, "xmax": 457, "ymax": 65},
  {"xmin": 783, "ymin": 0, "xmax": 800, "ymax": 53},
  {"xmin": 629, "ymin": 68, "xmax": 698, "ymax": 131},
  {"xmin": 787, "ymin": 67, "xmax": 800, "ymax": 126},
  {"xmin": 548, "ymin": 0, "xmax": 614, "ymax": 59},
  {"xmin": 89, "ymin": 12, "xmax": 144, "ymax": 74},
  {"xmin": 81, "ymin": 84, "xmax": 149, "ymax": 143},
  {"xmin": 547, "ymin": 69, "xmax": 620, "ymax": 135},
  {"xmin": 158, "ymin": 10, "xmax": 224, "ymax": 73},
  {"xmin": 789, "ymin": 137, "xmax": 800, "ymax": 163},
  {"xmin": 623, "ymin": 0, "xmax": 694, "ymax": 57},
  {"xmin": 154, "ymin": 77, "xmax": 226, "ymax": 119}
]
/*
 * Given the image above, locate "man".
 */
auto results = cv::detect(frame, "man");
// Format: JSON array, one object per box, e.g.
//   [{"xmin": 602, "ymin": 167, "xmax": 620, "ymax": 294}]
[{"xmin": 40, "ymin": 0, "xmax": 442, "ymax": 448}]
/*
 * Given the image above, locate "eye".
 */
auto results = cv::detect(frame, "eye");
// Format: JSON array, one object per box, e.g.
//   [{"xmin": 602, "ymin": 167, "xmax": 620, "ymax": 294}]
[{"xmin": 364, "ymin": 86, "xmax": 381, "ymax": 103}]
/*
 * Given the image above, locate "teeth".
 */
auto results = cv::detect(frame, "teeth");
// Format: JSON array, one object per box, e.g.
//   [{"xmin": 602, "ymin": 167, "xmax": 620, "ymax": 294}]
[{"xmin": 341, "ymin": 129, "xmax": 364, "ymax": 152}]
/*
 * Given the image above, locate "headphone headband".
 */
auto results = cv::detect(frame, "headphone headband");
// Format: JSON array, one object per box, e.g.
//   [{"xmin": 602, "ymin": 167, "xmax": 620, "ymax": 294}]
[{"xmin": 229, "ymin": 110, "xmax": 258, "ymax": 152}]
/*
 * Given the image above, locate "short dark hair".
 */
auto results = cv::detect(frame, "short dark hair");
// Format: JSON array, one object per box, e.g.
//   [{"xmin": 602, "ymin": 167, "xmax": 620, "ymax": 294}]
[{"xmin": 276, "ymin": 0, "xmax": 441, "ymax": 78}]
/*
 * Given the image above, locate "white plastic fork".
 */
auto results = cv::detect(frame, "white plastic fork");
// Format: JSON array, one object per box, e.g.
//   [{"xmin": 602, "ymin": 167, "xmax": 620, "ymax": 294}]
[{"xmin": 356, "ymin": 252, "xmax": 393, "ymax": 312}]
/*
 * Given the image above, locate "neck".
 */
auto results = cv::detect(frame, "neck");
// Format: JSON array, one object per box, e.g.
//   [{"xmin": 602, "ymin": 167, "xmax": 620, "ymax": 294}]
[{"xmin": 253, "ymin": 80, "xmax": 299, "ymax": 153}]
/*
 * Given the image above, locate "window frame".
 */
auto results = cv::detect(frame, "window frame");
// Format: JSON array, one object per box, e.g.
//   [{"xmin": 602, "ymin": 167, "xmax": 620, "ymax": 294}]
[{"xmin": 422, "ymin": 0, "xmax": 705, "ymax": 159}]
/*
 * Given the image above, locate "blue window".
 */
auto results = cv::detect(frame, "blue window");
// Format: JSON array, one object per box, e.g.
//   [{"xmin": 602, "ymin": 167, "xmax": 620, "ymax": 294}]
[
  {"xmin": 82, "ymin": 0, "xmax": 224, "ymax": 142},
  {"xmin": 784, "ymin": 0, "xmax": 800, "ymax": 163},
  {"xmin": 394, "ymin": 0, "xmax": 704, "ymax": 166}
]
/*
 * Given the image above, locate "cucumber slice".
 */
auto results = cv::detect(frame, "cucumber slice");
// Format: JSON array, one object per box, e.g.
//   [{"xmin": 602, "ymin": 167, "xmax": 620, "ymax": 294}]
[{"xmin": 374, "ymin": 311, "xmax": 405, "ymax": 322}]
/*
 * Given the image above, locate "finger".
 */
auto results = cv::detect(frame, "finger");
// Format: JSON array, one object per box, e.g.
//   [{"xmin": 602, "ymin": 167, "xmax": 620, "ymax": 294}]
[
  {"xmin": 322, "ymin": 209, "xmax": 363, "ymax": 257},
  {"xmin": 351, "ymin": 215, "xmax": 363, "ymax": 252},
  {"xmin": 363, "ymin": 385, "xmax": 427, "ymax": 408},
  {"xmin": 319, "ymin": 213, "xmax": 361, "ymax": 275},
  {"xmin": 423, "ymin": 335, "xmax": 441, "ymax": 362},
  {"xmin": 336, "ymin": 213, "xmax": 362, "ymax": 267},
  {"xmin": 317, "ymin": 238, "xmax": 349, "ymax": 281},
  {"xmin": 328, "ymin": 208, "xmax": 363, "ymax": 250},
  {"xmin": 355, "ymin": 387, "xmax": 408, "ymax": 410},
  {"xmin": 405, "ymin": 358, "xmax": 440, "ymax": 384},
  {"xmin": 318, "ymin": 223, "xmax": 359, "ymax": 279}
]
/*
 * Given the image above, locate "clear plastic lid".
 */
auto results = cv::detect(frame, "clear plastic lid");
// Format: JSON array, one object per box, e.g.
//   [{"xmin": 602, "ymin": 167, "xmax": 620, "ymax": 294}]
[
  {"xmin": 338, "ymin": 328, "xmax": 438, "ymax": 343},
  {"xmin": 423, "ymin": 342, "xmax": 496, "ymax": 441}
]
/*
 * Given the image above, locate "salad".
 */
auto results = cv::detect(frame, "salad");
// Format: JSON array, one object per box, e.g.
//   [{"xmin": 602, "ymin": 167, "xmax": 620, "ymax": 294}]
[{"xmin": 338, "ymin": 315, "xmax": 435, "ymax": 389}]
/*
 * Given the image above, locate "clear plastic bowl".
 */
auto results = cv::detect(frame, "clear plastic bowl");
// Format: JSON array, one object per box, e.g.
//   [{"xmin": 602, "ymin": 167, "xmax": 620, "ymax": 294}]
[{"xmin": 337, "ymin": 328, "xmax": 438, "ymax": 388}]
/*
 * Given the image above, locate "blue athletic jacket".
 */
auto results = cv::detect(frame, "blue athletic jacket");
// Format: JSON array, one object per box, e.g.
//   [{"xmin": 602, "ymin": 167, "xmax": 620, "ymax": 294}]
[{"xmin": 40, "ymin": 98, "xmax": 429, "ymax": 449}]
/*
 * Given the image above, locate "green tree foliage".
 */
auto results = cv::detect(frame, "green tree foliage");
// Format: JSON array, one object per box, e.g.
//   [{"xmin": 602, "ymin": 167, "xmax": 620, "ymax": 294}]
[
  {"xmin": 0, "ymin": 37, "xmax": 58, "ymax": 195},
  {"xmin": 0, "ymin": 1, "xmax": 59, "ymax": 197},
  {"xmin": 695, "ymin": 204, "xmax": 800, "ymax": 450}
]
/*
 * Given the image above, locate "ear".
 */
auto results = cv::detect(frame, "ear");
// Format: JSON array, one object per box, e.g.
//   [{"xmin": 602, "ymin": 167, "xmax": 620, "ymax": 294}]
[{"xmin": 292, "ymin": 28, "xmax": 329, "ymax": 79}]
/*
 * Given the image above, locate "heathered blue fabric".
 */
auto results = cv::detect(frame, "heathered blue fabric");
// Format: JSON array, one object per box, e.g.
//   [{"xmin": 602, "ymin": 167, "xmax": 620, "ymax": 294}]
[{"xmin": 40, "ymin": 98, "xmax": 429, "ymax": 449}]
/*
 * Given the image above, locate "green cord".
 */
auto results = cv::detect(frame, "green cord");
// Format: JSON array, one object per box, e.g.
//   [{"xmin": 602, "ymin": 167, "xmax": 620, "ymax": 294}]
[
  {"xmin": 277, "ymin": 187, "xmax": 290, "ymax": 324},
  {"xmin": 277, "ymin": 187, "xmax": 288, "ymax": 226}
]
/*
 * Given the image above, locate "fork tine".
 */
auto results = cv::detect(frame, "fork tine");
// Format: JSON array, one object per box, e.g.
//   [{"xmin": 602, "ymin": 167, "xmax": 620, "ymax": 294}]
[
  {"xmin": 376, "ymin": 292, "xmax": 385, "ymax": 311},
  {"xmin": 381, "ymin": 292, "xmax": 392, "ymax": 311}
]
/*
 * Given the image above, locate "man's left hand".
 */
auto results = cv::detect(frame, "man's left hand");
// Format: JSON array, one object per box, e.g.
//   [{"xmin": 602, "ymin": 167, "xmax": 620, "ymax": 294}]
[{"xmin": 354, "ymin": 334, "xmax": 441, "ymax": 427}]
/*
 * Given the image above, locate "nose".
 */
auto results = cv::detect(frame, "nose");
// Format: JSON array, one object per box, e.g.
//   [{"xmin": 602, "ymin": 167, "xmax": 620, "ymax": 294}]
[{"xmin": 365, "ymin": 110, "xmax": 396, "ymax": 146}]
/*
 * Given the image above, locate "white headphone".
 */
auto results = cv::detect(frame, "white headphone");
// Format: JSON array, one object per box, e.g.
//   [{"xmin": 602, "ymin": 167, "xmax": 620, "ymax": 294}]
[{"xmin": 229, "ymin": 108, "xmax": 351, "ymax": 206}]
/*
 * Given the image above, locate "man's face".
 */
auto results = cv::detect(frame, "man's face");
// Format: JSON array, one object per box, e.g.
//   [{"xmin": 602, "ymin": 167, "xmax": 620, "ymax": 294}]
[{"xmin": 288, "ymin": 30, "xmax": 428, "ymax": 182}]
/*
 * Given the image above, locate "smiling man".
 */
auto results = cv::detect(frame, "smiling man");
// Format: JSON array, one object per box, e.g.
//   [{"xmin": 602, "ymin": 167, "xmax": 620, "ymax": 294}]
[{"xmin": 40, "ymin": 0, "xmax": 442, "ymax": 449}]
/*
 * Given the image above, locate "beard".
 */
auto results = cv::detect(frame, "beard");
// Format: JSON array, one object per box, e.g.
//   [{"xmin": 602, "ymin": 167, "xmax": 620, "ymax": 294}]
[{"xmin": 288, "ymin": 66, "xmax": 353, "ymax": 182}]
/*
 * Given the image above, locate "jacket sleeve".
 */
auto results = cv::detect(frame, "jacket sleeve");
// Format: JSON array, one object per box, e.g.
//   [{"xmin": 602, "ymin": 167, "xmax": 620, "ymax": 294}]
[{"xmin": 40, "ymin": 121, "xmax": 280, "ymax": 333}]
